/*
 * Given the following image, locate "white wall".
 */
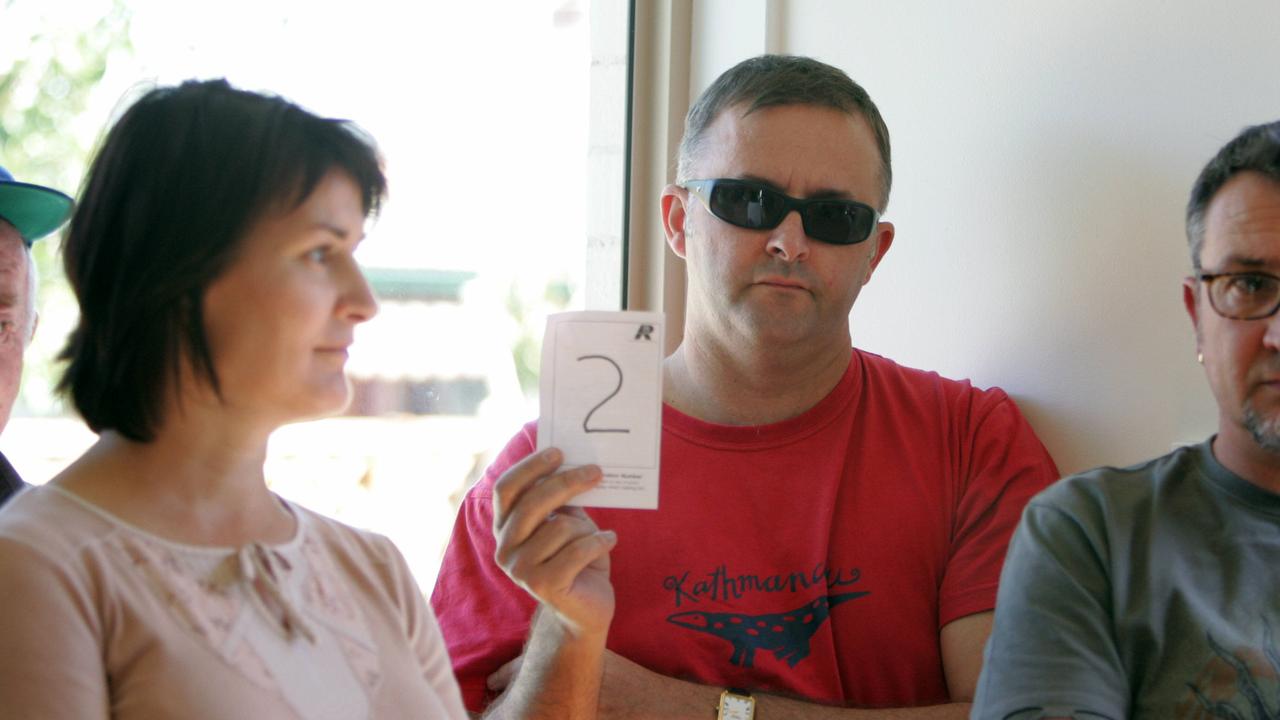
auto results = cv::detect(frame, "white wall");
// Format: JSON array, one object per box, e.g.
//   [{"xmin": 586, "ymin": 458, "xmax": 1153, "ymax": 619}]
[{"xmin": 683, "ymin": 0, "xmax": 1280, "ymax": 474}]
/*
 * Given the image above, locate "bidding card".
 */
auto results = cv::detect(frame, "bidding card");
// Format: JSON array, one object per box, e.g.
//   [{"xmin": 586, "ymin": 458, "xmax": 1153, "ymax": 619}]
[{"xmin": 537, "ymin": 310, "xmax": 664, "ymax": 509}]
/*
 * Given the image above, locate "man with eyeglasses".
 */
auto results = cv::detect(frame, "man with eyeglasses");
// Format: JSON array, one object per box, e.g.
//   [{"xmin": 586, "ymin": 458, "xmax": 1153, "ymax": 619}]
[
  {"xmin": 0, "ymin": 166, "xmax": 71, "ymax": 508},
  {"xmin": 972, "ymin": 121, "xmax": 1280, "ymax": 719},
  {"xmin": 433, "ymin": 55, "xmax": 1059, "ymax": 718}
]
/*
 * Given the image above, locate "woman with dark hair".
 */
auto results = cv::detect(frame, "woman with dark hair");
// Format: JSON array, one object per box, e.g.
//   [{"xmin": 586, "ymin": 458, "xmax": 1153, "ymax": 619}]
[{"xmin": 0, "ymin": 80, "xmax": 469, "ymax": 718}]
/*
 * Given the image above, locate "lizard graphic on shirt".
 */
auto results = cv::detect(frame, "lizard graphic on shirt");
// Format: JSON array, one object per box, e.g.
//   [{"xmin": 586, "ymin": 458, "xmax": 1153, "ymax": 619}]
[{"xmin": 666, "ymin": 591, "xmax": 870, "ymax": 668}]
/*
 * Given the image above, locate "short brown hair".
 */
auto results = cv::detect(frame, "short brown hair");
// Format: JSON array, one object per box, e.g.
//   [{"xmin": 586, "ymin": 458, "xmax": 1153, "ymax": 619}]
[
  {"xmin": 1186, "ymin": 121, "xmax": 1280, "ymax": 269},
  {"xmin": 676, "ymin": 55, "xmax": 892, "ymax": 210}
]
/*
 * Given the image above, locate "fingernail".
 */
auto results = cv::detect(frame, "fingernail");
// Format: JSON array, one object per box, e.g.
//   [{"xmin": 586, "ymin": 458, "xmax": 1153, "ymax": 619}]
[
  {"xmin": 598, "ymin": 530, "xmax": 617, "ymax": 545},
  {"xmin": 543, "ymin": 448, "xmax": 562, "ymax": 464}
]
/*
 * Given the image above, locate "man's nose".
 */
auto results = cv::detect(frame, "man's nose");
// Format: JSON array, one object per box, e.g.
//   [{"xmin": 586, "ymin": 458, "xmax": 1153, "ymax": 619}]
[
  {"xmin": 765, "ymin": 210, "xmax": 810, "ymax": 263},
  {"xmin": 1263, "ymin": 307, "xmax": 1280, "ymax": 350}
]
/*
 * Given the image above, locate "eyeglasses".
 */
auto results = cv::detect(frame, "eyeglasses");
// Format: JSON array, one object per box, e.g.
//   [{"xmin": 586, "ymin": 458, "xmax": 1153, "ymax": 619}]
[
  {"xmin": 1196, "ymin": 270, "xmax": 1280, "ymax": 320},
  {"xmin": 681, "ymin": 178, "xmax": 880, "ymax": 245}
]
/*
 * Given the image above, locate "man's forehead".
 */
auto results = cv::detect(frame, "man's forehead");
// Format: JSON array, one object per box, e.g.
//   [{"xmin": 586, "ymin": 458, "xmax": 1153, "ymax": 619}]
[
  {"xmin": 0, "ymin": 218, "xmax": 20, "ymax": 242},
  {"xmin": 0, "ymin": 226, "xmax": 29, "ymax": 278},
  {"xmin": 706, "ymin": 101, "xmax": 869, "ymax": 140},
  {"xmin": 698, "ymin": 103, "xmax": 880, "ymax": 195},
  {"xmin": 1203, "ymin": 172, "xmax": 1280, "ymax": 266}
]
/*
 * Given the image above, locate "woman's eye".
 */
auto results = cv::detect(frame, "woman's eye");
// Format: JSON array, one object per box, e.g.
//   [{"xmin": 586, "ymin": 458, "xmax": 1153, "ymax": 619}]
[{"xmin": 306, "ymin": 246, "xmax": 330, "ymax": 263}]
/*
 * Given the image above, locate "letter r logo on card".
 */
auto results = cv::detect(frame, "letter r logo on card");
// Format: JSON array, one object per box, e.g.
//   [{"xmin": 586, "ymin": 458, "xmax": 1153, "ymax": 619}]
[{"xmin": 635, "ymin": 324, "xmax": 654, "ymax": 341}]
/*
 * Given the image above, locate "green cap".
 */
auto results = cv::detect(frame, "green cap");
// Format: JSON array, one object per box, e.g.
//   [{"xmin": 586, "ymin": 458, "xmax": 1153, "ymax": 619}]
[{"xmin": 0, "ymin": 165, "xmax": 73, "ymax": 246}]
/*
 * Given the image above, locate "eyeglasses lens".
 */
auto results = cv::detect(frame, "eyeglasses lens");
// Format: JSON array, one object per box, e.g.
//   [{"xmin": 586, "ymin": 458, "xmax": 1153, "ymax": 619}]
[
  {"xmin": 703, "ymin": 180, "xmax": 876, "ymax": 245},
  {"xmin": 1212, "ymin": 274, "xmax": 1280, "ymax": 319},
  {"xmin": 807, "ymin": 202, "xmax": 859, "ymax": 245},
  {"xmin": 710, "ymin": 184, "xmax": 776, "ymax": 230}
]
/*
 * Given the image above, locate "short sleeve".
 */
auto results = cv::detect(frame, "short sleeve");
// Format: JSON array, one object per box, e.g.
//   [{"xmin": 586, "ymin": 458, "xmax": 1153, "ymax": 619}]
[
  {"xmin": 971, "ymin": 490, "xmax": 1128, "ymax": 720},
  {"xmin": 939, "ymin": 392, "xmax": 1060, "ymax": 625},
  {"xmin": 365, "ymin": 532, "xmax": 469, "ymax": 720},
  {"xmin": 0, "ymin": 537, "xmax": 110, "ymax": 718},
  {"xmin": 429, "ymin": 423, "xmax": 541, "ymax": 713}
]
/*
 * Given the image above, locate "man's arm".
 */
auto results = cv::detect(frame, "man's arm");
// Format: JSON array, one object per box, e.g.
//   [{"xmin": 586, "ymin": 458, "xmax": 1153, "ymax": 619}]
[
  {"xmin": 970, "ymin": 492, "xmax": 1127, "ymax": 719},
  {"xmin": 939, "ymin": 611, "xmax": 991, "ymax": 702},
  {"xmin": 590, "ymin": 650, "xmax": 974, "ymax": 720},
  {"xmin": 488, "ymin": 612, "xmax": 991, "ymax": 719},
  {"xmin": 431, "ymin": 426, "xmax": 543, "ymax": 712},
  {"xmin": 608, "ymin": 611, "xmax": 990, "ymax": 719},
  {"xmin": 481, "ymin": 447, "xmax": 617, "ymax": 720},
  {"xmin": 486, "ymin": 606, "xmax": 611, "ymax": 720}
]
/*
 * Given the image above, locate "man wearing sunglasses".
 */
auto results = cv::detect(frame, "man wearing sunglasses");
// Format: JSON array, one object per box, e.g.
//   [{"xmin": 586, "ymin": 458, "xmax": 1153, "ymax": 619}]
[
  {"xmin": 434, "ymin": 55, "xmax": 1059, "ymax": 718},
  {"xmin": 973, "ymin": 122, "xmax": 1280, "ymax": 719}
]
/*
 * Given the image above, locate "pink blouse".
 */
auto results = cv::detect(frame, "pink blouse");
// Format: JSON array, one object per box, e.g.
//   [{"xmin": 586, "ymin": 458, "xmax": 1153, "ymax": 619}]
[{"xmin": 0, "ymin": 485, "xmax": 467, "ymax": 719}]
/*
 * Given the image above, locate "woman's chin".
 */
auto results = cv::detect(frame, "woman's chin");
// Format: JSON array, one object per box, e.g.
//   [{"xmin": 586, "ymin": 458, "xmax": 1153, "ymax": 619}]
[{"xmin": 284, "ymin": 382, "xmax": 354, "ymax": 425}]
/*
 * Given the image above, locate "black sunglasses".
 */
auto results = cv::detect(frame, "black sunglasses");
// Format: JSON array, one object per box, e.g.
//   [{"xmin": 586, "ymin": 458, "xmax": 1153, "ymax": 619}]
[{"xmin": 681, "ymin": 178, "xmax": 880, "ymax": 245}]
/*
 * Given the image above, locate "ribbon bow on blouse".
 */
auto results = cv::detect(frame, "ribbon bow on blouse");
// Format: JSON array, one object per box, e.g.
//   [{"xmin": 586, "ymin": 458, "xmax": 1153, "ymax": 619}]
[{"xmin": 221, "ymin": 543, "xmax": 317, "ymax": 644}]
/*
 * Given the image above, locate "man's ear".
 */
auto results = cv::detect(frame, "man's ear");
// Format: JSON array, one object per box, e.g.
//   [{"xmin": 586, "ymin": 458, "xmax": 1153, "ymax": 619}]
[
  {"xmin": 861, "ymin": 221, "xmax": 895, "ymax": 285},
  {"xmin": 661, "ymin": 184, "xmax": 689, "ymax": 258},
  {"xmin": 1183, "ymin": 276, "xmax": 1203, "ymax": 354}
]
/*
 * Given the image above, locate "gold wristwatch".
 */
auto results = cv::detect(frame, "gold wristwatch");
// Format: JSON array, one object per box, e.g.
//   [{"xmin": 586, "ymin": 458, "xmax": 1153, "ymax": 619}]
[{"xmin": 716, "ymin": 688, "xmax": 755, "ymax": 720}]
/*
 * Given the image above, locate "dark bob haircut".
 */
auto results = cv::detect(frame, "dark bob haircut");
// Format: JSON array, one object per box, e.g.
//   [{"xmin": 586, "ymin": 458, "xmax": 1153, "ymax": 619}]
[{"xmin": 58, "ymin": 79, "xmax": 387, "ymax": 442}]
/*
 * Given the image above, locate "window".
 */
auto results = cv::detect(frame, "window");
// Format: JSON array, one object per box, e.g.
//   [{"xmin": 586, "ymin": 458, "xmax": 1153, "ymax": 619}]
[{"xmin": 1, "ymin": 0, "xmax": 631, "ymax": 588}]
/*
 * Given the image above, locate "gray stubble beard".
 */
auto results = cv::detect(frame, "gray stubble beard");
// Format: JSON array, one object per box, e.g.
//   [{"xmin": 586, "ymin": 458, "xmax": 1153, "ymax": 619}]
[{"xmin": 1242, "ymin": 401, "xmax": 1280, "ymax": 454}]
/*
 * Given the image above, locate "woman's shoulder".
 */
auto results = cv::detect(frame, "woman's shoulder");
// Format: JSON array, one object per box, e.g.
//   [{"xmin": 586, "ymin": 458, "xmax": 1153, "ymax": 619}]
[
  {"xmin": 290, "ymin": 503, "xmax": 425, "ymax": 612},
  {"xmin": 0, "ymin": 485, "xmax": 120, "ymax": 558},
  {"xmin": 291, "ymin": 504, "xmax": 406, "ymax": 574},
  {"xmin": 0, "ymin": 485, "xmax": 125, "ymax": 612}
]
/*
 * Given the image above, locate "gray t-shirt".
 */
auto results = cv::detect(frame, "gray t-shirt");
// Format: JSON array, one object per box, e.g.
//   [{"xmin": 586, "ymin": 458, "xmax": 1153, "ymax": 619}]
[{"xmin": 972, "ymin": 439, "xmax": 1280, "ymax": 720}]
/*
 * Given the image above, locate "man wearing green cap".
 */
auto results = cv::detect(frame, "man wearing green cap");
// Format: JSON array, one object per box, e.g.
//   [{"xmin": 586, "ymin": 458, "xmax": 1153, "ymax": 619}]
[{"xmin": 0, "ymin": 165, "xmax": 73, "ymax": 506}]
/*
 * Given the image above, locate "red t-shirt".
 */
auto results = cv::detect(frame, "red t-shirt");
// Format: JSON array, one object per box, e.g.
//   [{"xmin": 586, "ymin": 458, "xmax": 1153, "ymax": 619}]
[{"xmin": 430, "ymin": 350, "xmax": 1059, "ymax": 711}]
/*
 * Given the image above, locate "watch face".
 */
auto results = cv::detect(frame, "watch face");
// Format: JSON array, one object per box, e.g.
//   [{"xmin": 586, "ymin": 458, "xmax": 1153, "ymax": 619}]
[{"xmin": 720, "ymin": 693, "xmax": 754, "ymax": 720}]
